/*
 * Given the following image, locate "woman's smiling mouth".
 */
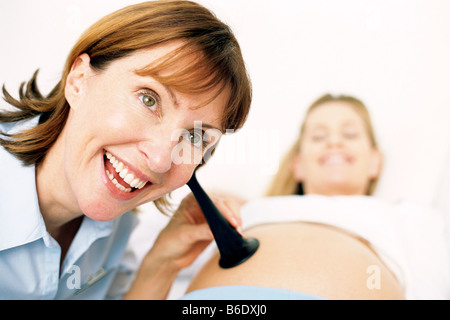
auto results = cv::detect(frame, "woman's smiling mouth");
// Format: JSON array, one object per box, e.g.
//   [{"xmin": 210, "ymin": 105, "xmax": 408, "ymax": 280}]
[
  {"xmin": 318, "ymin": 153, "xmax": 353, "ymax": 166},
  {"xmin": 103, "ymin": 150, "xmax": 150, "ymax": 195}
]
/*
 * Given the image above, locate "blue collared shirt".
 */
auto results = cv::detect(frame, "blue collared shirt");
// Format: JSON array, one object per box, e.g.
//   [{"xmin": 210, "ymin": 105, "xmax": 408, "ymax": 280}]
[{"xmin": 0, "ymin": 118, "xmax": 137, "ymax": 299}]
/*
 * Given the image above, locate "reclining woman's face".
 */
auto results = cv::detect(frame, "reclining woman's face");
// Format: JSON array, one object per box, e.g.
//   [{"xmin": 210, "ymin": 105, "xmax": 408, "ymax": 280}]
[
  {"xmin": 292, "ymin": 101, "xmax": 381, "ymax": 196},
  {"xmin": 60, "ymin": 41, "xmax": 228, "ymax": 221}
]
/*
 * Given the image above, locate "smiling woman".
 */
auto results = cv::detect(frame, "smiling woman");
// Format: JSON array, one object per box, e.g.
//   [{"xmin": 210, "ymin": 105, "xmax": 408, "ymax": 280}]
[
  {"xmin": 0, "ymin": 0, "xmax": 251, "ymax": 300},
  {"xmin": 265, "ymin": 94, "xmax": 381, "ymax": 197},
  {"xmin": 58, "ymin": 42, "xmax": 233, "ymax": 220}
]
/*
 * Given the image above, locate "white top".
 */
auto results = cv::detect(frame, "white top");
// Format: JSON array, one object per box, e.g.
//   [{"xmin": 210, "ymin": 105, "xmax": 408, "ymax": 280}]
[{"xmin": 239, "ymin": 195, "xmax": 450, "ymax": 300}]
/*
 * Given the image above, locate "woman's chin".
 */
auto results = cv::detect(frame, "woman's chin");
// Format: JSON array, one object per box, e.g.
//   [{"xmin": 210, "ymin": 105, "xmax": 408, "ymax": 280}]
[{"xmin": 79, "ymin": 201, "xmax": 124, "ymax": 222}]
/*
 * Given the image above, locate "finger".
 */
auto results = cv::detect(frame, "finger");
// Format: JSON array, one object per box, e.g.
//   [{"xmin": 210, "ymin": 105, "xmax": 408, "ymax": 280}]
[
  {"xmin": 181, "ymin": 223, "xmax": 214, "ymax": 244},
  {"xmin": 217, "ymin": 199, "xmax": 243, "ymax": 235},
  {"xmin": 173, "ymin": 194, "xmax": 203, "ymax": 224},
  {"xmin": 223, "ymin": 199, "xmax": 243, "ymax": 226}
]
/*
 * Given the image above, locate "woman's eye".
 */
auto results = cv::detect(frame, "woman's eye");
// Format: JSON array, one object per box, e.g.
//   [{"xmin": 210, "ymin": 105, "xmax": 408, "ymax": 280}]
[
  {"xmin": 308, "ymin": 129, "xmax": 327, "ymax": 142},
  {"xmin": 189, "ymin": 131, "xmax": 203, "ymax": 146},
  {"xmin": 137, "ymin": 90, "xmax": 159, "ymax": 111},
  {"xmin": 311, "ymin": 134, "xmax": 326, "ymax": 142},
  {"xmin": 343, "ymin": 131, "xmax": 358, "ymax": 139},
  {"xmin": 141, "ymin": 95, "xmax": 156, "ymax": 109},
  {"xmin": 184, "ymin": 130, "xmax": 208, "ymax": 149}
]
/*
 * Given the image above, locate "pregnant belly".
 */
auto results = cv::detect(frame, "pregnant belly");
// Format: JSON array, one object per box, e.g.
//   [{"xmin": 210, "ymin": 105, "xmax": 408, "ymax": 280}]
[{"xmin": 186, "ymin": 222, "xmax": 404, "ymax": 299}]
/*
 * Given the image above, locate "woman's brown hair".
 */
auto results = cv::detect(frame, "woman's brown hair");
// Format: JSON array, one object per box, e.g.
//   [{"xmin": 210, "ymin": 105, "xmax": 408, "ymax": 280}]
[
  {"xmin": 0, "ymin": 0, "xmax": 252, "ymax": 213},
  {"xmin": 265, "ymin": 93, "xmax": 380, "ymax": 197}
]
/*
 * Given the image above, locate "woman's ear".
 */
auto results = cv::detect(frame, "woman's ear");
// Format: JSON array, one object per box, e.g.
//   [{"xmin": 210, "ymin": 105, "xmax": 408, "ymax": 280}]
[
  {"xmin": 368, "ymin": 148, "xmax": 383, "ymax": 179},
  {"xmin": 291, "ymin": 153, "xmax": 304, "ymax": 182},
  {"xmin": 65, "ymin": 53, "xmax": 92, "ymax": 109}
]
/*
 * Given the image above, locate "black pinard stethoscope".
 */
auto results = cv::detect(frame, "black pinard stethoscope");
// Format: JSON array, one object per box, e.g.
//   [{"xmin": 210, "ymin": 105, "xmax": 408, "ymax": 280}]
[{"xmin": 186, "ymin": 170, "xmax": 259, "ymax": 269}]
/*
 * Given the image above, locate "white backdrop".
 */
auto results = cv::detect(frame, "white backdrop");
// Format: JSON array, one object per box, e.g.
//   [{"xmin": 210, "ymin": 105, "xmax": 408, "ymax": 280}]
[{"xmin": 1, "ymin": 0, "xmax": 449, "ymax": 207}]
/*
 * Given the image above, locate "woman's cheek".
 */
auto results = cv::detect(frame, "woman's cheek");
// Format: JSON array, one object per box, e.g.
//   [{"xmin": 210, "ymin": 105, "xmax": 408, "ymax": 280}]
[{"xmin": 169, "ymin": 164, "xmax": 197, "ymax": 190}]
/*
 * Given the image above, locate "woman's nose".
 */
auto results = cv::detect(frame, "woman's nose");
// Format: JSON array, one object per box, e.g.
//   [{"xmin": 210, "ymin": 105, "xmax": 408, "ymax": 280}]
[
  {"xmin": 138, "ymin": 136, "xmax": 178, "ymax": 174},
  {"xmin": 326, "ymin": 133, "xmax": 344, "ymax": 148}
]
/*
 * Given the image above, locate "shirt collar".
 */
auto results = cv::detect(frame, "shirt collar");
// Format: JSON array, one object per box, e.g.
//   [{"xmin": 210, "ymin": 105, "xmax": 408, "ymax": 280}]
[
  {"xmin": 0, "ymin": 127, "xmax": 46, "ymax": 251},
  {"xmin": 0, "ymin": 117, "xmax": 115, "ymax": 252}
]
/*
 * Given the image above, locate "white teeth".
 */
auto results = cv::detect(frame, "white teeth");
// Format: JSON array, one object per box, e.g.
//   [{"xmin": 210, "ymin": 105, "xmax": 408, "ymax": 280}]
[
  {"xmin": 322, "ymin": 154, "xmax": 349, "ymax": 165},
  {"xmin": 124, "ymin": 173, "xmax": 134, "ymax": 184},
  {"xmin": 106, "ymin": 169, "xmax": 132, "ymax": 193},
  {"xmin": 115, "ymin": 161, "xmax": 124, "ymax": 173},
  {"xmin": 119, "ymin": 168, "xmax": 128, "ymax": 179},
  {"xmin": 105, "ymin": 151, "xmax": 148, "ymax": 192}
]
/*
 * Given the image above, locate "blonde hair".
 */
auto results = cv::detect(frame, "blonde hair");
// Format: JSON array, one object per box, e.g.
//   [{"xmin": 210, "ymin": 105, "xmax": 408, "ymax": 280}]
[
  {"xmin": 0, "ymin": 0, "xmax": 252, "ymax": 213},
  {"xmin": 265, "ymin": 94, "xmax": 380, "ymax": 197}
]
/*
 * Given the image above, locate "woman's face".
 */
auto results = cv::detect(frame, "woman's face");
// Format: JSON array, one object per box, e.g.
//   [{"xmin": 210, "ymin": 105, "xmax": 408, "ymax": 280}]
[
  {"xmin": 61, "ymin": 41, "xmax": 228, "ymax": 220},
  {"xmin": 292, "ymin": 101, "xmax": 381, "ymax": 196}
]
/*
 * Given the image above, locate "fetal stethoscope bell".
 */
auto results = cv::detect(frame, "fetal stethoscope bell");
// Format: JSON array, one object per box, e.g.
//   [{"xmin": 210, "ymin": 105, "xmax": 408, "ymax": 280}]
[
  {"xmin": 218, "ymin": 237, "xmax": 260, "ymax": 269},
  {"xmin": 187, "ymin": 171, "xmax": 259, "ymax": 269}
]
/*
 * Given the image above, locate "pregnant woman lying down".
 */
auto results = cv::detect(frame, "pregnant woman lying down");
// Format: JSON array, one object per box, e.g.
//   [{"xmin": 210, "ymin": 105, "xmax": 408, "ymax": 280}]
[{"xmin": 181, "ymin": 95, "xmax": 450, "ymax": 300}]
